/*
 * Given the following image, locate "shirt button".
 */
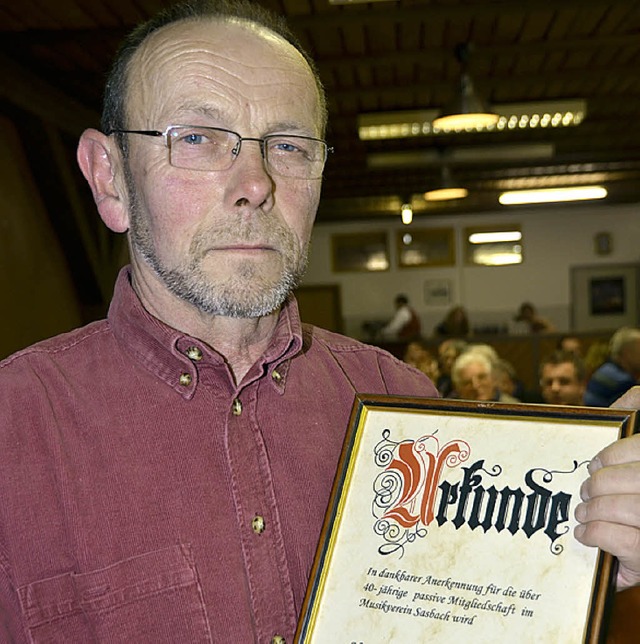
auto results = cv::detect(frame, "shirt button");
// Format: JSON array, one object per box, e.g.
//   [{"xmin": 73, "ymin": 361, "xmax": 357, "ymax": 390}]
[
  {"xmin": 271, "ymin": 369, "xmax": 282, "ymax": 382},
  {"xmin": 232, "ymin": 398, "xmax": 242, "ymax": 416},
  {"xmin": 271, "ymin": 636, "xmax": 285, "ymax": 644},
  {"xmin": 186, "ymin": 346, "xmax": 203, "ymax": 361},
  {"xmin": 179, "ymin": 373, "xmax": 192, "ymax": 386},
  {"xmin": 252, "ymin": 515, "xmax": 265, "ymax": 534}
]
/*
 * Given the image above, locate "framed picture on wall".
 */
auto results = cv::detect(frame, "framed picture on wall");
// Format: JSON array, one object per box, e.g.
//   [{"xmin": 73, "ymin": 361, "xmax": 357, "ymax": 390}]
[
  {"xmin": 424, "ymin": 279, "xmax": 452, "ymax": 306},
  {"xmin": 331, "ymin": 232, "xmax": 390, "ymax": 273},
  {"xmin": 396, "ymin": 228, "xmax": 455, "ymax": 268},
  {"xmin": 571, "ymin": 264, "xmax": 640, "ymax": 331}
]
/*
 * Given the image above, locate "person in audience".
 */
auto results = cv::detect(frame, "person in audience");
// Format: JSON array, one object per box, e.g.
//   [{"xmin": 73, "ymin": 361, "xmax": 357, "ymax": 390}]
[
  {"xmin": 436, "ymin": 337, "xmax": 468, "ymax": 397},
  {"xmin": 493, "ymin": 358, "xmax": 523, "ymax": 401},
  {"xmin": 539, "ymin": 350, "xmax": 587, "ymax": 406},
  {"xmin": 514, "ymin": 301, "xmax": 556, "ymax": 333},
  {"xmin": 557, "ymin": 334, "xmax": 583, "ymax": 357},
  {"xmin": 465, "ymin": 342, "xmax": 500, "ymax": 366},
  {"xmin": 451, "ymin": 349, "xmax": 519, "ymax": 403},
  {"xmin": 379, "ymin": 293, "xmax": 421, "ymax": 341},
  {"xmin": 584, "ymin": 340, "xmax": 610, "ymax": 380},
  {"xmin": 585, "ymin": 327, "xmax": 640, "ymax": 407},
  {"xmin": 433, "ymin": 305, "xmax": 470, "ymax": 338},
  {"xmin": 403, "ymin": 339, "xmax": 440, "ymax": 383}
]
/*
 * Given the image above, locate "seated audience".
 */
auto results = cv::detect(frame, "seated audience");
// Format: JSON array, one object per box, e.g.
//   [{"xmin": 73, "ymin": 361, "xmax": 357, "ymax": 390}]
[
  {"xmin": 539, "ymin": 350, "xmax": 587, "ymax": 406},
  {"xmin": 451, "ymin": 349, "xmax": 519, "ymax": 403},
  {"xmin": 584, "ymin": 327, "xmax": 640, "ymax": 407},
  {"xmin": 433, "ymin": 305, "xmax": 470, "ymax": 338},
  {"xmin": 380, "ymin": 293, "xmax": 421, "ymax": 341},
  {"xmin": 514, "ymin": 301, "xmax": 555, "ymax": 333},
  {"xmin": 436, "ymin": 338, "xmax": 468, "ymax": 397}
]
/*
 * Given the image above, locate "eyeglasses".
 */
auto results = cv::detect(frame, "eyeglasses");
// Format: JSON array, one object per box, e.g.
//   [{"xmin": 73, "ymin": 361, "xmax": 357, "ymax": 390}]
[{"xmin": 107, "ymin": 125, "xmax": 332, "ymax": 180}]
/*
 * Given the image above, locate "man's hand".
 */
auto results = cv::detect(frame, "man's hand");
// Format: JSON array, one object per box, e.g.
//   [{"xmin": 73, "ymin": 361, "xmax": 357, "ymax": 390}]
[{"xmin": 574, "ymin": 386, "xmax": 640, "ymax": 589}]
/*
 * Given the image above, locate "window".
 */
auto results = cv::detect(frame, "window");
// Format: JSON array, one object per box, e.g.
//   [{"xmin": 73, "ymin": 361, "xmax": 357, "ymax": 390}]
[
  {"xmin": 396, "ymin": 228, "xmax": 455, "ymax": 268},
  {"xmin": 465, "ymin": 225, "xmax": 523, "ymax": 266},
  {"xmin": 331, "ymin": 232, "xmax": 389, "ymax": 272}
]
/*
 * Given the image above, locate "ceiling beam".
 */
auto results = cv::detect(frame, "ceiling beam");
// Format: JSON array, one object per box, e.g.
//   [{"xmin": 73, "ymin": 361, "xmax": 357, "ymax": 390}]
[
  {"xmin": 325, "ymin": 66, "xmax": 640, "ymax": 104},
  {"xmin": 313, "ymin": 33, "xmax": 640, "ymax": 70},
  {"xmin": 290, "ymin": 0, "xmax": 638, "ymax": 28}
]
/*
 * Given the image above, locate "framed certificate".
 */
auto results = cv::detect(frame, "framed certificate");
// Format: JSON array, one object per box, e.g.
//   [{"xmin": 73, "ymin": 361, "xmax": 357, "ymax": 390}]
[{"xmin": 296, "ymin": 396, "xmax": 637, "ymax": 643}]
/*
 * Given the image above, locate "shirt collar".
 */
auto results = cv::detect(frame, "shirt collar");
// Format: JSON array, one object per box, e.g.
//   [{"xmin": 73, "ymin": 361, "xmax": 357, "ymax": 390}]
[{"xmin": 107, "ymin": 266, "xmax": 304, "ymax": 397}]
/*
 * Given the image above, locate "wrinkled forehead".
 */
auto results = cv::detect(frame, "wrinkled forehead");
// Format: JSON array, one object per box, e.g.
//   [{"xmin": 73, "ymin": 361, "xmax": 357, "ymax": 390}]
[{"xmin": 126, "ymin": 17, "xmax": 322, "ymax": 125}]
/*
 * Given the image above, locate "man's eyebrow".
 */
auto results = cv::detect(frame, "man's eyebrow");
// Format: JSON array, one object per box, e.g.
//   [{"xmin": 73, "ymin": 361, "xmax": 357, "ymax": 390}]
[
  {"xmin": 172, "ymin": 104, "xmax": 225, "ymax": 121},
  {"xmin": 266, "ymin": 121, "xmax": 311, "ymax": 133}
]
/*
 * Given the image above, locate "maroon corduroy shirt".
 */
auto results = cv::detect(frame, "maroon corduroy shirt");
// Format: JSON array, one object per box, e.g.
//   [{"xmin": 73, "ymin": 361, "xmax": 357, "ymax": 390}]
[{"xmin": 0, "ymin": 267, "xmax": 437, "ymax": 643}]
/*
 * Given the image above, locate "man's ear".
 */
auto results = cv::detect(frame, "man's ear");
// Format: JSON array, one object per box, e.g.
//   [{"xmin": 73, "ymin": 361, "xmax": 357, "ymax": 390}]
[{"xmin": 77, "ymin": 128, "xmax": 130, "ymax": 233}]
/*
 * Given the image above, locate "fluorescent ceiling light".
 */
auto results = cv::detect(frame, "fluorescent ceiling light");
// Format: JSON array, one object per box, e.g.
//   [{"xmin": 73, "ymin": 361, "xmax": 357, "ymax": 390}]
[
  {"xmin": 499, "ymin": 185, "xmax": 608, "ymax": 205},
  {"xmin": 469, "ymin": 231, "xmax": 522, "ymax": 244},
  {"xmin": 478, "ymin": 252, "xmax": 523, "ymax": 266},
  {"xmin": 358, "ymin": 100, "xmax": 586, "ymax": 140},
  {"xmin": 424, "ymin": 187, "xmax": 469, "ymax": 201},
  {"xmin": 358, "ymin": 110, "xmax": 439, "ymax": 141},
  {"xmin": 367, "ymin": 143, "xmax": 554, "ymax": 168}
]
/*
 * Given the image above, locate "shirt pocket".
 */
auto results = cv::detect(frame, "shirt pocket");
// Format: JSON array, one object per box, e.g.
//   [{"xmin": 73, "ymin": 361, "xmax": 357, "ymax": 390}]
[{"xmin": 18, "ymin": 543, "xmax": 213, "ymax": 643}]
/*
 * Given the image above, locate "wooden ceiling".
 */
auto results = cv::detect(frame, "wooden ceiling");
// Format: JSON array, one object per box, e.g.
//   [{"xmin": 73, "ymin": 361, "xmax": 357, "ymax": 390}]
[{"xmin": 1, "ymin": 0, "xmax": 639, "ymax": 222}]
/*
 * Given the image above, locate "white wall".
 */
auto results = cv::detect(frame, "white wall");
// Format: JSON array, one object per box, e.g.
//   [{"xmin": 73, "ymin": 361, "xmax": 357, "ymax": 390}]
[{"xmin": 303, "ymin": 203, "xmax": 640, "ymax": 339}]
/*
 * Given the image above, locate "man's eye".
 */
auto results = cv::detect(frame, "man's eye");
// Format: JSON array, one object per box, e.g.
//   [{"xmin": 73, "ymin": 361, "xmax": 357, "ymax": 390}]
[
  {"xmin": 273, "ymin": 141, "xmax": 301, "ymax": 153},
  {"xmin": 183, "ymin": 132, "xmax": 206, "ymax": 145}
]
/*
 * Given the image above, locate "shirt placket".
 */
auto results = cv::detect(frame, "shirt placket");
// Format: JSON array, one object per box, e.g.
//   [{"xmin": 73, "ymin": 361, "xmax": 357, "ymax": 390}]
[{"xmin": 225, "ymin": 380, "xmax": 297, "ymax": 643}]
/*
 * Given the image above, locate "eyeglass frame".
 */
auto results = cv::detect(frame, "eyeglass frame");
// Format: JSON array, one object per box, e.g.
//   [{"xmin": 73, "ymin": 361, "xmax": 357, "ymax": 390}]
[{"xmin": 106, "ymin": 124, "xmax": 333, "ymax": 179}]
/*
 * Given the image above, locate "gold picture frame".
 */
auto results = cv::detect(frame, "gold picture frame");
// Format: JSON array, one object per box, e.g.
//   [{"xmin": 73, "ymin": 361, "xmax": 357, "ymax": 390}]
[{"xmin": 296, "ymin": 396, "xmax": 636, "ymax": 643}]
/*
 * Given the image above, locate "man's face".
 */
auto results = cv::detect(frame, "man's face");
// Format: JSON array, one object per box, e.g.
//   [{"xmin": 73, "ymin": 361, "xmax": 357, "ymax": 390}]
[
  {"xmin": 121, "ymin": 19, "xmax": 323, "ymax": 318},
  {"xmin": 560, "ymin": 337, "xmax": 582, "ymax": 356},
  {"xmin": 540, "ymin": 362, "xmax": 585, "ymax": 406},
  {"xmin": 456, "ymin": 361, "xmax": 495, "ymax": 401}
]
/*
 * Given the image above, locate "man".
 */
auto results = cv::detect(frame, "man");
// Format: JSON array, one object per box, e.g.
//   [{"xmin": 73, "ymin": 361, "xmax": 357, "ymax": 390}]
[
  {"xmin": 585, "ymin": 327, "xmax": 640, "ymax": 407},
  {"xmin": 514, "ymin": 301, "xmax": 555, "ymax": 333},
  {"xmin": 0, "ymin": 2, "xmax": 639, "ymax": 642},
  {"xmin": 0, "ymin": 3, "xmax": 436, "ymax": 641},
  {"xmin": 540, "ymin": 350, "xmax": 587, "ymax": 406},
  {"xmin": 451, "ymin": 349, "xmax": 519, "ymax": 403},
  {"xmin": 379, "ymin": 293, "xmax": 421, "ymax": 341},
  {"xmin": 558, "ymin": 334, "xmax": 583, "ymax": 357}
]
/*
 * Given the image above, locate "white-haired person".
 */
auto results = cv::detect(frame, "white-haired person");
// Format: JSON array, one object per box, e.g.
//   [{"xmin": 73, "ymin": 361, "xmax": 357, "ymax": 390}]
[
  {"xmin": 585, "ymin": 327, "xmax": 640, "ymax": 407},
  {"xmin": 451, "ymin": 349, "xmax": 519, "ymax": 403}
]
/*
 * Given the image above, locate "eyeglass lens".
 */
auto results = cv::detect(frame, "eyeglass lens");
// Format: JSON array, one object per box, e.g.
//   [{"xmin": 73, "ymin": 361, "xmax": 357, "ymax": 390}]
[{"xmin": 166, "ymin": 126, "xmax": 327, "ymax": 178}]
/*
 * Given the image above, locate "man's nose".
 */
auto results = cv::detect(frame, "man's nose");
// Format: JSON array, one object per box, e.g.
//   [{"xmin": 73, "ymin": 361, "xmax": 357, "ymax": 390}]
[{"xmin": 227, "ymin": 140, "xmax": 274, "ymax": 211}]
